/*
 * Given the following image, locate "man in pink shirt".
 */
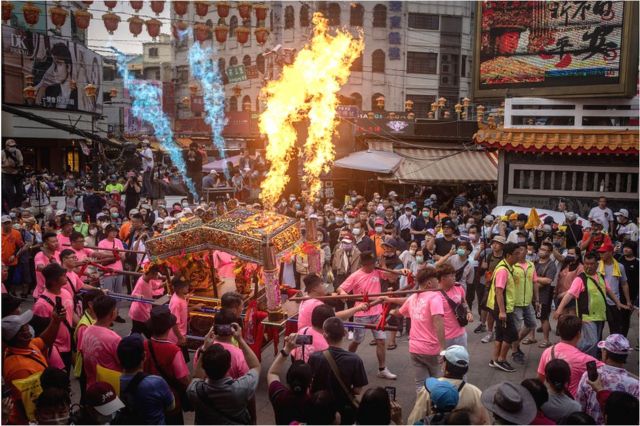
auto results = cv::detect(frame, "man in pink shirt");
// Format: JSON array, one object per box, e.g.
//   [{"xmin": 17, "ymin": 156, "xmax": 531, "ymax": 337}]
[
  {"xmin": 97, "ymin": 225, "xmax": 126, "ymax": 323},
  {"xmin": 31, "ymin": 263, "xmax": 76, "ymax": 372},
  {"xmin": 208, "ymin": 309, "xmax": 250, "ymax": 379},
  {"xmin": 69, "ymin": 231, "xmax": 94, "ymax": 262},
  {"xmin": 168, "ymin": 279, "xmax": 196, "ymax": 361},
  {"xmin": 80, "ymin": 295, "xmax": 122, "ymax": 387},
  {"xmin": 59, "ymin": 249, "xmax": 97, "ymax": 315},
  {"xmin": 56, "ymin": 218, "xmax": 73, "ymax": 249},
  {"xmin": 292, "ymin": 303, "xmax": 333, "ymax": 362},
  {"xmin": 129, "ymin": 264, "xmax": 161, "ymax": 335},
  {"xmin": 537, "ymin": 314, "xmax": 603, "ymax": 397},
  {"xmin": 436, "ymin": 263, "xmax": 474, "ymax": 348},
  {"xmin": 33, "ymin": 232, "xmax": 60, "ymax": 298},
  {"xmin": 337, "ymin": 251, "xmax": 400, "ymax": 380}
]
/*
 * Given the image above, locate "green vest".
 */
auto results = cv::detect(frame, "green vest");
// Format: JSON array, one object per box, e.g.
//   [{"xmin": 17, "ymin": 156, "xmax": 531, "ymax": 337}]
[
  {"xmin": 73, "ymin": 222, "xmax": 89, "ymax": 237},
  {"xmin": 72, "ymin": 312, "xmax": 96, "ymax": 378},
  {"xmin": 513, "ymin": 261, "xmax": 535, "ymax": 307},
  {"xmin": 487, "ymin": 259, "xmax": 516, "ymax": 314},
  {"xmin": 576, "ymin": 273, "xmax": 607, "ymax": 322}
]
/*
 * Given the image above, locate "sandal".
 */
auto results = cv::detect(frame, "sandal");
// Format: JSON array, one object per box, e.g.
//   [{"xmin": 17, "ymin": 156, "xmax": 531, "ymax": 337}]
[
  {"xmin": 522, "ymin": 338, "xmax": 537, "ymax": 345},
  {"xmin": 538, "ymin": 341, "xmax": 552, "ymax": 348},
  {"xmin": 369, "ymin": 339, "xmax": 377, "ymax": 346},
  {"xmin": 387, "ymin": 343, "xmax": 397, "ymax": 350}
]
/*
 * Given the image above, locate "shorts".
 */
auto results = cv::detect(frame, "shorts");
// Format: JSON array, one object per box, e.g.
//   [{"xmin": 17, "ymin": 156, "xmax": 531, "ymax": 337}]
[
  {"xmin": 539, "ymin": 287, "xmax": 554, "ymax": 320},
  {"xmin": 353, "ymin": 315, "xmax": 386, "ymax": 343},
  {"xmin": 513, "ymin": 305, "xmax": 537, "ymax": 330},
  {"xmin": 492, "ymin": 311, "xmax": 518, "ymax": 344}
]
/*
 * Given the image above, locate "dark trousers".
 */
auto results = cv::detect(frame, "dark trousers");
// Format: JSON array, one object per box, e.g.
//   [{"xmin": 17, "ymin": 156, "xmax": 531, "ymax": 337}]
[
  {"xmin": 466, "ymin": 281, "xmax": 486, "ymax": 316},
  {"xmin": 142, "ymin": 169, "xmax": 153, "ymax": 198},
  {"xmin": 60, "ymin": 351, "xmax": 72, "ymax": 375},
  {"xmin": 1, "ymin": 173, "xmax": 22, "ymax": 212},
  {"xmin": 606, "ymin": 304, "xmax": 631, "ymax": 337}
]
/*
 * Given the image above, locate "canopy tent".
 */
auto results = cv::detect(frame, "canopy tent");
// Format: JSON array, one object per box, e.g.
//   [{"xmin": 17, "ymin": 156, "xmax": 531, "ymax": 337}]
[
  {"xmin": 379, "ymin": 148, "xmax": 498, "ymax": 184},
  {"xmin": 202, "ymin": 154, "xmax": 242, "ymax": 173},
  {"xmin": 333, "ymin": 150, "xmax": 402, "ymax": 173}
]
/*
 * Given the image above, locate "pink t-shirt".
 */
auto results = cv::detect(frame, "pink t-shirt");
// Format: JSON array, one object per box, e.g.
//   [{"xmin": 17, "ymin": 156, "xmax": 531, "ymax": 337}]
[
  {"xmin": 297, "ymin": 298, "xmax": 324, "ymax": 330},
  {"xmin": 33, "ymin": 251, "xmax": 58, "ymax": 298},
  {"xmin": 129, "ymin": 276, "xmax": 153, "ymax": 322},
  {"xmin": 63, "ymin": 271, "xmax": 84, "ymax": 296},
  {"xmin": 57, "ymin": 233, "xmax": 71, "ymax": 249},
  {"xmin": 151, "ymin": 278, "xmax": 165, "ymax": 297},
  {"xmin": 568, "ymin": 274, "xmax": 611, "ymax": 298},
  {"xmin": 339, "ymin": 269, "xmax": 384, "ymax": 317},
  {"xmin": 97, "ymin": 238, "xmax": 124, "ymax": 272},
  {"xmin": 73, "ymin": 247, "xmax": 93, "ymax": 262},
  {"xmin": 80, "ymin": 325, "xmax": 122, "ymax": 386},
  {"xmin": 439, "ymin": 285, "xmax": 466, "ymax": 339},
  {"xmin": 168, "ymin": 293, "xmax": 188, "ymax": 344},
  {"xmin": 291, "ymin": 326, "xmax": 329, "ymax": 362},
  {"xmin": 399, "ymin": 291, "xmax": 444, "ymax": 356},
  {"xmin": 200, "ymin": 341, "xmax": 249, "ymax": 379},
  {"xmin": 494, "ymin": 268, "xmax": 509, "ymax": 289},
  {"xmin": 213, "ymin": 250, "xmax": 235, "ymax": 279},
  {"xmin": 32, "ymin": 289, "xmax": 75, "ymax": 354},
  {"xmin": 537, "ymin": 342, "xmax": 603, "ymax": 397}
]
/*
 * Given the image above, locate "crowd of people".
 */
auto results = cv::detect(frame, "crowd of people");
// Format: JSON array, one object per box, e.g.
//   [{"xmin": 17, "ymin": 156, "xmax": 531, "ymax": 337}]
[{"xmin": 1, "ymin": 151, "xmax": 639, "ymax": 426}]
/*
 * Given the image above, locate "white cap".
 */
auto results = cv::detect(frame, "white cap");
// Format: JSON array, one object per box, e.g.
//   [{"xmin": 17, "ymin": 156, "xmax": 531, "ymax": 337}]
[
  {"xmin": 129, "ymin": 209, "xmax": 140, "ymax": 215},
  {"xmin": 55, "ymin": 210, "xmax": 65, "ymax": 216},
  {"xmin": 183, "ymin": 207, "xmax": 193, "ymax": 215},
  {"xmin": 565, "ymin": 212, "xmax": 577, "ymax": 221},
  {"xmin": 1, "ymin": 215, "xmax": 11, "ymax": 223},
  {"xmin": 615, "ymin": 209, "xmax": 629, "ymax": 218},
  {"xmin": 2, "ymin": 311, "xmax": 33, "ymax": 341},
  {"xmin": 388, "ymin": 191, "xmax": 398, "ymax": 197},
  {"xmin": 153, "ymin": 217, "xmax": 165, "ymax": 226}
]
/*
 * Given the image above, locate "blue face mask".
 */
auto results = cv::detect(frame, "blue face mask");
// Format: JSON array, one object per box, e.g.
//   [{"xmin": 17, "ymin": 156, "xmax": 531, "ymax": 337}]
[{"xmin": 456, "ymin": 248, "xmax": 466, "ymax": 256}]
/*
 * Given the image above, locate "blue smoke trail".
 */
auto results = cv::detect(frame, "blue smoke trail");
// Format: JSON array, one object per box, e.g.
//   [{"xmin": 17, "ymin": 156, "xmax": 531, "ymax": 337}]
[
  {"xmin": 113, "ymin": 48, "xmax": 199, "ymax": 199},
  {"xmin": 188, "ymin": 42, "xmax": 228, "ymax": 177}
]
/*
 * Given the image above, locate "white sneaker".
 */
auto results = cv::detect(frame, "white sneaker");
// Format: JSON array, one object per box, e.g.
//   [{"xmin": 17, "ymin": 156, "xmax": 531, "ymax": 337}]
[
  {"xmin": 348, "ymin": 330, "xmax": 354, "ymax": 341},
  {"xmin": 481, "ymin": 332, "xmax": 494, "ymax": 343},
  {"xmin": 377, "ymin": 368, "xmax": 397, "ymax": 380}
]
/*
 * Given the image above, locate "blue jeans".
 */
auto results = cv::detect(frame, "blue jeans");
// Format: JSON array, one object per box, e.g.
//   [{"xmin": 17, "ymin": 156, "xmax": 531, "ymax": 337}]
[{"xmin": 578, "ymin": 320, "xmax": 604, "ymax": 357}]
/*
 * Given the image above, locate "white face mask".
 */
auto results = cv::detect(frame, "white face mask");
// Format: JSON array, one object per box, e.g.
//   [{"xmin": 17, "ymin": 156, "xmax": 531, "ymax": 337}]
[
  {"xmin": 352, "ymin": 227, "xmax": 361, "ymax": 236},
  {"xmin": 375, "ymin": 226, "xmax": 383, "ymax": 233}
]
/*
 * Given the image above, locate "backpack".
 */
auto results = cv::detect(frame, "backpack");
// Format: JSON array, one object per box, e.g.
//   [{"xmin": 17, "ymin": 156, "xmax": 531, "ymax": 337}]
[{"xmin": 112, "ymin": 372, "xmax": 148, "ymax": 425}]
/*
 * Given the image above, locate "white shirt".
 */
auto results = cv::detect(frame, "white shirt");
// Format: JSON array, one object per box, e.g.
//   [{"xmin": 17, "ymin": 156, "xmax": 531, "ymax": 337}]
[
  {"xmin": 617, "ymin": 221, "xmax": 639, "ymax": 242},
  {"xmin": 141, "ymin": 147, "xmax": 154, "ymax": 171},
  {"xmin": 588, "ymin": 206, "xmax": 613, "ymax": 232}
]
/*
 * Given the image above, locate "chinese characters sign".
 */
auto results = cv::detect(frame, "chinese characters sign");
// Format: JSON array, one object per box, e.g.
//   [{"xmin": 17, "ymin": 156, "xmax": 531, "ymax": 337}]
[
  {"xmin": 474, "ymin": 1, "xmax": 637, "ymax": 98},
  {"xmin": 226, "ymin": 65, "xmax": 247, "ymax": 83}
]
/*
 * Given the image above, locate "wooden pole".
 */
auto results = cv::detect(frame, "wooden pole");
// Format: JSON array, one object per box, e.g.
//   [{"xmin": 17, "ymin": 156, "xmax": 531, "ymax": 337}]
[
  {"xmin": 288, "ymin": 288, "xmax": 424, "ymax": 302},
  {"xmin": 63, "ymin": 244, "xmax": 146, "ymax": 255},
  {"xmin": 209, "ymin": 249, "xmax": 219, "ymax": 299}
]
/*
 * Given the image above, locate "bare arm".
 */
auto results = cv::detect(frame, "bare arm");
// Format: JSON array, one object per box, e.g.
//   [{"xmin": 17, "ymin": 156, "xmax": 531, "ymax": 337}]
[
  {"xmin": 335, "ymin": 303, "xmax": 368, "ymax": 320},
  {"xmin": 496, "ymin": 287, "xmax": 506, "ymax": 319},
  {"xmin": 554, "ymin": 292, "xmax": 576, "ymax": 319},
  {"xmin": 432, "ymin": 314, "xmax": 446, "ymax": 352},
  {"xmin": 39, "ymin": 308, "xmax": 63, "ymax": 349},
  {"xmin": 267, "ymin": 334, "xmax": 297, "ymax": 386},
  {"xmin": 233, "ymin": 323, "xmax": 260, "ymax": 372}
]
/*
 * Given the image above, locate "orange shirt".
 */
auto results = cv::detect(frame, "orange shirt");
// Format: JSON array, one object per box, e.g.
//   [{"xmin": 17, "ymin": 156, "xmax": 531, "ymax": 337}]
[
  {"xmin": 1, "ymin": 228, "xmax": 23, "ymax": 266},
  {"xmin": 3, "ymin": 338, "xmax": 49, "ymax": 424},
  {"xmin": 118, "ymin": 221, "xmax": 132, "ymax": 241}
]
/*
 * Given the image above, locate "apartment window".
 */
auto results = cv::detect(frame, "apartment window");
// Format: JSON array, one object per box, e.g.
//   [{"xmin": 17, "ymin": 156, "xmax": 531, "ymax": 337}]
[
  {"xmin": 300, "ymin": 4, "xmax": 310, "ymax": 27},
  {"xmin": 285, "ymin": 6, "xmax": 294, "ymax": 29},
  {"xmin": 230, "ymin": 15, "xmax": 238, "ymax": 37},
  {"xmin": 406, "ymin": 94, "xmax": 436, "ymax": 117},
  {"xmin": 371, "ymin": 49, "xmax": 385, "ymax": 73},
  {"xmin": 229, "ymin": 96, "xmax": 238, "ymax": 112},
  {"xmin": 408, "ymin": 13, "xmax": 439, "ymax": 30},
  {"xmin": 242, "ymin": 95, "xmax": 251, "ymax": 112},
  {"xmin": 461, "ymin": 55, "xmax": 466, "ymax": 77},
  {"xmin": 441, "ymin": 15, "xmax": 462, "ymax": 34},
  {"xmin": 372, "ymin": 4, "xmax": 387, "ymax": 28},
  {"xmin": 243, "ymin": 55, "xmax": 251, "ymax": 67},
  {"xmin": 328, "ymin": 3, "xmax": 341, "ymax": 26},
  {"xmin": 148, "ymin": 47, "xmax": 158, "ymax": 58},
  {"xmin": 407, "ymin": 52, "xmax": 437, "ymax": 74},
  {"xmin": 176, "ymin": 66, "xmax": 189, "ymax": 83},
  {"xmin": 350, "ymin": 3, "xmax": 364, "ymax": 26},
  {"xmin": 256, "ymin": 54, "xmax": 265, "ymax": 73},
  {"xmin": 229, "ymin": 56, "xmax": 238, "ymax": 66}
]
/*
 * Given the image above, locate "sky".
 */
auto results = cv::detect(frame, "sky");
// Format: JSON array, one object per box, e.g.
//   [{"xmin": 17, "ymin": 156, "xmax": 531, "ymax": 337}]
[{"xmin": 87, "ymin": 2, "xmax": 171, "ymax": 55}]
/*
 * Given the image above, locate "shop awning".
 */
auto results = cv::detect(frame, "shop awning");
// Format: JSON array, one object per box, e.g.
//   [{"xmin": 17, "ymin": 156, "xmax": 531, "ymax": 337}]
[
  {"xmin": 333, "ymin": 150, "xmax": 402, "ymax": 173},
  {"xmin": 202, "ymin": 154, "xmax": 241, "ymax": 173},
  {"xmin": 381, "ymin": 148, "xmax": 498, "ymax": 184}
]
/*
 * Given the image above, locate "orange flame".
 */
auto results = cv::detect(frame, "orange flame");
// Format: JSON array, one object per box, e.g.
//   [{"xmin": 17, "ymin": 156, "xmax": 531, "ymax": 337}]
[{"xmin": 259, "ymin": 13, "xmax": 364, "ymax": 209}]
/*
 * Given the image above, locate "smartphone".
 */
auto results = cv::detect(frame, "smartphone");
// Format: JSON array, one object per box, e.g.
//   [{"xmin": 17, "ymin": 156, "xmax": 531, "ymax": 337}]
[
  {"xmin": 55, "ymin": 296, "xmax": 63, "ymax": 315},
  {"xmin": 384, "ymin": 386, "xmax": 396, "ymax": 401},
  {"xmin": 214, "ymin": 324, "xmax": 233, "ymax": 336},
  {"xmin": 2, "ymin": 385, "xmax": 11, "ymax": 399},
  {"xmin": 296, "ymin": 334, "xmax": 313, "ymax": 345},
  {"xmin": 586, "ymin": 360, "xmax": 598, "ymax": 382}
]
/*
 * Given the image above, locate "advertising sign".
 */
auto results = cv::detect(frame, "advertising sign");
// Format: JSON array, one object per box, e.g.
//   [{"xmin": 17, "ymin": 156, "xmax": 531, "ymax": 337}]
[
  {"xmin": 2, "ymin": 25, "xmax": 103, "ymax": 113},
  {"xmin": 473, "ymin": 1, "xmax": 638, "ymax": 98},
  {"xmin": 226, "ymin": 65, "xmax": 247, "ymax": 83}
]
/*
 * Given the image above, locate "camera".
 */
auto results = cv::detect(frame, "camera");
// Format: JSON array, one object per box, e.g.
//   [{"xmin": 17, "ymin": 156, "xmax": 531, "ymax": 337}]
[
  {"xmin": 295, "ymin": 334, "xmax": 313, "ymax": 345},
  {"xmin": 214, "ymin": 324, "xmax": 233, "ymax": 336}
]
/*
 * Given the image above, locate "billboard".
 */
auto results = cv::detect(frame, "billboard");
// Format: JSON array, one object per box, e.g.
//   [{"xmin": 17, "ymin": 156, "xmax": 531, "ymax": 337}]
[
  {"xmin": 473, "ymin": 1, "xmax": 638, "ymax": 98},
  {"xmin": 2, "ymin": 25, "xmax": 103, "ymax": 113}
]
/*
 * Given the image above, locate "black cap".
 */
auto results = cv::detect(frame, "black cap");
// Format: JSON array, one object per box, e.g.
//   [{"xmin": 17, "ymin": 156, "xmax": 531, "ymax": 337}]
[
  {"xmin": 517, "ymin": 213, "xmax": 528, "ymax": 222},
  {"xmin": 118, "ymin": 333, "xmax": 145, "ymax": 357},
  {"xmin": 146, "ymin": 305, "xmax": 176, "ymax": 335},
  {"xmin": 442, "ymin": 220, "xmax": 456, "ymax": 229},
  {"xmin": 360, "ymin": 251, "xmax": 375, "ymax": 264},
  {"xmin": 381, "ymin": 239, "xmax": 397, "ymax": 249},
  {"xmin": 42, "ymin": 263, "xmax": 67, "ymax": 282},
  {"xmin": 543, "ymin": 216, "xmax": 555, "ymax": 225}
]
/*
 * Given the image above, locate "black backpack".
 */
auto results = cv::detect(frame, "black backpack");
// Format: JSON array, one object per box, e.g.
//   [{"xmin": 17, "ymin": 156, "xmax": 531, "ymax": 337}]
[{"xmin": 112, "ymin": 372, "xmax": 148, "ymax": 425}]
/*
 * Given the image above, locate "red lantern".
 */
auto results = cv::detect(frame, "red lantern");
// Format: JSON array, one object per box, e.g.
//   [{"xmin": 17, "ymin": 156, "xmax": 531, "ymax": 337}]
[
  {"xmin": 216, "ymin": 1, "xmax": 229, "ymax": 18},
  {"xmin": 128, "ymin": 16, "xmax": 143, "ymax": 37},
  {"xmin": 146, "ymin": 18, "xmax": 162, "ymax": 39},
  {"xmin": 254, "ymin": 4, "xmax": 268, "ymax": 21},
  {"xmin": 74, "ymin": 9, "xmax": 91, "ymax": 30},
  {"xmin": 193, "ymin": 22, "xmax": 210, "ymax": 43},
  {"xmin": 129, "ymin": 1, "xmax": 143, "ymax": 12},
  {"xmin": 102, "ymin": 12, "xmax": 120, "ymax": 34},
  {"xmin": 22, "ymin": 2, "xmax": 41, "ymax": 26},
  {"xmin": 2, "ymin": 2, "xmax": 14, "ymax": 23},
  {"xmin": 173, "ymin": 1, "xmax": 188, "ymax": 17},
  {"xmin": 150, "ymin": 0, "xmax": 164, "ymax": 16},
  {"xmin": 172, "ymin": 20, "xmax": 188, "ymax": 38},
  {"xmin": 194, "ymin": 1, "xmax": 208, "ymax": 17},
  {"xmin": 235, "ymin": 26, "xmax": 249, "ymax": 44},
  {"xmin": 82, "ymin": 1, "xmax": 94, "ymax": 5},
  {"xmin": 50, "ymin": 4, "xmax": 68, "ymax": 29},
  {"xmin": 238, "ymin": 2, "xmax": 251, "ymax": 19},
  {"xmin": 214, "ymin": 23, "xmax": 228, "ymax": 43},
  {"xmin": 254, "ymin": 27, "xmax": 268, "ymax": 45},
  {"xmin": 104, "ymin": 1, "xmax": 117, "ymax": 11}
]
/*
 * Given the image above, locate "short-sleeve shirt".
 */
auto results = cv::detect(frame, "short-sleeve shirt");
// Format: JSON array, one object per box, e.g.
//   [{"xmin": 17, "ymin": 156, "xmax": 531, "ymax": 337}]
[
  {"xmin": 568, "ymin": 274, "xmax": 611, "ymax": 321},
  {"xmin": 434, "ymin": 237, "xmax": 459, "ymax": 257},
  {"xmin": 216, "ymin": 341, "xmax": 249, "ymax": 379},
  {"xmin": 308, "ymin": 346, "xmax": 368, "ymax": 410},
  {"xmin": 297, "ymin": 298, "xmax": 324, "ymax": 330},
  {"xmin": 32, "ymin": 289, "xmax": 74, "ymax": 354},
  {"xmin": 268, "ymin": 380, "xmax": 312, "ymax": 425},
  {"xmin": 291, "ymin": 326, "xmax": 329, "ymax": 362},
  {"xmin": 129, "ymin": 277, "xmax": 153, "ymax": 322},
  {"xmin": 541, "ymin": 391, "xmax": 582, "ymax": 423},
  {"xmin": 447, "ymin": 255, "xmax": 474, "ymax": 288},
  {"xmin": 399, "ymin": 291, "xmax": 444, "ymax": 355},
  {"xmin": 339, "ymin": 269, "xmax": 384, "ymax": 317},
  {"xmin": 168, "ymin": 294, "xmax": 188, "ymax": 344},
  {"xmin": 1, "ymin": 228, "xmax": 23, "ymax": 266},
  {"xmin": 601, "ymin": 260, "xmax": 627, "ymax": 306},
  {"xmin": 63, "ymin": 270, "xmax": 84, "ymax": 298},
  {"xmin": 56, "ymin": 233, "xmax": 71, "ymax": 249},
  {"xmin": 80, "ymin": 325, "xmax": 122, "ymax": 385},
  {"xmin": 537, "ymin": 342, "xmax": 602, "ymax": 397},
  {"xmin": 120, "ymin": 373, "xmax": 174, "ymax": 425},
  {"xmin": 97, "ymin": 238, "xmax": 124, "ymax": 272},
  {"xmin": 439, "ymin": 285, "xmax": 466, "ymax": 340},
  {"xmin": 535, "ymin": 260, "xmax": 558, "ymax": 289},
  {"xmin": 33, "ymin": 251, "xmax": 58, "ymax": 298},
  {"xmin": 588, "ymin": 206, "xmax": 613, "ymax": 232},
  {"xmin": 72, "ymin": 247, "xmax": 93, "ymax": 262}
]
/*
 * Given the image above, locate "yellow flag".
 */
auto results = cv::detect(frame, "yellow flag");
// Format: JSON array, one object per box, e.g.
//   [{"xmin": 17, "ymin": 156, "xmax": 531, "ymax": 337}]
[
  {"xmin": 525, "ymin": 208, "xmax": 541, "ymax": 230},
  {"xmin": 12, "ymin": 371, "xmax": 43, "ymax": 421},
  {"xmin": 96, "ymin": 364, "xmax": 122, "ymax": 395}
]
